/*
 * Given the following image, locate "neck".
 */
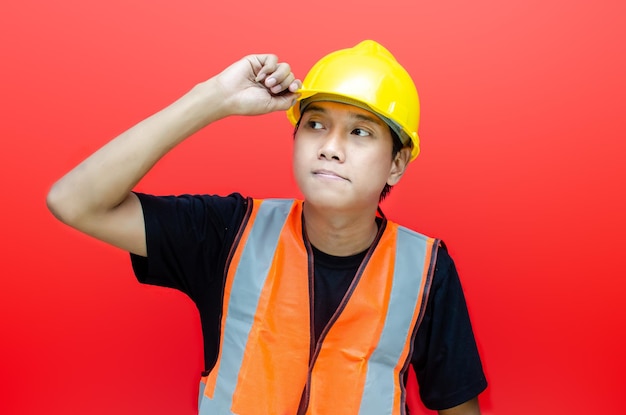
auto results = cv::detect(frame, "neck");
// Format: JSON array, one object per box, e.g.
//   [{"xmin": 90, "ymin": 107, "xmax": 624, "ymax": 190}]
[{"xmin": 302, "ymin": 203, "xmax": 379, "ymax": 256}]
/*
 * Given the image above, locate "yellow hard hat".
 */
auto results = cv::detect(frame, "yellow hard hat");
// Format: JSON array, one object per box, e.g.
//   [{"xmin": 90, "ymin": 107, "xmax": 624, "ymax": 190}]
[{"xmin": 287, "ymin": 40, "xmax": 421, "ymax": 160}]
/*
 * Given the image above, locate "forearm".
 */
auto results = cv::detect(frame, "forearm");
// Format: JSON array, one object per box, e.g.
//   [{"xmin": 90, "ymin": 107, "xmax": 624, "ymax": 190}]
[{"xmin": 47, "ymin": 79, "xmax": 226, "ymax": 227}]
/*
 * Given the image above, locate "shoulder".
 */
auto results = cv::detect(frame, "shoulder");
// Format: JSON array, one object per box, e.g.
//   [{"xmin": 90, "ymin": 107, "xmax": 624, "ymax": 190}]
[
  {"xmin": 134, "ymin": 191, "xmax": 249, "ymax": 211},
  {"xmin": 433, "ymin": 242, "xmax": 455, "ymax": 281},
  {"xmin": 134, "ymin": 191, "xmax": 250, "ymax": 222},
  {"xmin": 391, "ymin": 223, "xmax": 446, "ymax": 265},
  {"xmin": 131, "ymin": 192, "xmax": 254, "ymax": 252},
  {"xmin": 427, "ymin": 242, "xmax": 467, "ymax": 309}
]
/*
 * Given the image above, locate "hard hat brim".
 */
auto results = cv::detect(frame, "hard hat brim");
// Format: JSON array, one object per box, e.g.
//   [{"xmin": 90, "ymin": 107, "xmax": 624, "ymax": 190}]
[{"xmin": 287, "ymin": 90, "xmax": 420, "ymax": 160}]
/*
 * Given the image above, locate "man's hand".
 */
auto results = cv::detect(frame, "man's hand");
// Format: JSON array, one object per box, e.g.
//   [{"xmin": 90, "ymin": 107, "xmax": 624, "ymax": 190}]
[{"xmin": 211, "ymin": 54, "xmax": 302, "ymax": 116}]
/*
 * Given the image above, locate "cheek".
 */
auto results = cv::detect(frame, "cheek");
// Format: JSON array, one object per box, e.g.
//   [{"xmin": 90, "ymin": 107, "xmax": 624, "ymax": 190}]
[
  {"xmin": 292, "ymin": 142, "xmax": 309, "ymax": 181},
  {"xmin": 292, "ymin": 133, "xmax": 305, "ymax": 157},
  {"xmin": 359, "ymin": 156, "xmax": 394, "ymax": 187},
  {"xmin": 292, "ymin": 136, "xmax": 316, "ymax": 163}
]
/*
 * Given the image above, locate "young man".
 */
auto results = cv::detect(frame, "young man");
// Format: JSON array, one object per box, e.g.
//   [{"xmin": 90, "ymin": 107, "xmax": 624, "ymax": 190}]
[{"xmin": 47, "ymin": 40, "xmax": 487, "ymax": 414}]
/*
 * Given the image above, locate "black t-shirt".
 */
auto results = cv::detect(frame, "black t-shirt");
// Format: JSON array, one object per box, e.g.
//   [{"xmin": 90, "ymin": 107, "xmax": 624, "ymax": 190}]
[{"xmin": 130, "ymin": 192, "xmax": 487, "ymax": 410}]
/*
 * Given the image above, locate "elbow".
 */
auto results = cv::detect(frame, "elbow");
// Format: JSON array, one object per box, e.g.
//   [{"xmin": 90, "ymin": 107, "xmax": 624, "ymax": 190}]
[
  {"xmin": 46, "ymin": 181, "xmax": 66, "ymax": 223},
  {"xmin": 46, "ymin": 180, "xmax": 79, "ymax": 226}
]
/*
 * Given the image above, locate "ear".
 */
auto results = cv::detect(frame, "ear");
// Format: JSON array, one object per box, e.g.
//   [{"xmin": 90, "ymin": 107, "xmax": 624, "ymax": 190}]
[{"xmin": 387, "ymin": 147, "xmax": 412, "ymax": 186}]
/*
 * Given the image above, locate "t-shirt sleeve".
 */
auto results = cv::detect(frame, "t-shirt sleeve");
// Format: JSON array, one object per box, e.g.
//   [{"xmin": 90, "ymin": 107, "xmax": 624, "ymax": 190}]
[
  {"xmin": 411, "ymin": 243, "xmax": 488, "ymax": 410},
  {"xmin": 129, "ymin": 192, "xmax": 248, "ymax": 303}
]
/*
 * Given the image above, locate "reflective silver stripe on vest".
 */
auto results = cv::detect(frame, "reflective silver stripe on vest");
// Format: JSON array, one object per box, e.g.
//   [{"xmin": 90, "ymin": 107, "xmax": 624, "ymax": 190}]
[
  {"xmin": 358, "ymin": 225, "xmax": 429, "ymax": 415},
  {"xmin": 199, "ymin": 199, "xmax": 294, "ymax": 415}
]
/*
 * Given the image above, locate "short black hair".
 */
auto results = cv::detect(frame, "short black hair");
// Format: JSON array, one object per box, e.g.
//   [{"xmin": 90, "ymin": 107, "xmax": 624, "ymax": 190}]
[{"xmin": 379, "ymin": 128, "xmax": 404, "ymax": 202}]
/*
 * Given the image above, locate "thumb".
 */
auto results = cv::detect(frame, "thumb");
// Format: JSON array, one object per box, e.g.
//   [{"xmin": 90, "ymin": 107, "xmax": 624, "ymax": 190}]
[{"xmin": 267, "ymin": 93, "xmax": 299, "ymax": 112}]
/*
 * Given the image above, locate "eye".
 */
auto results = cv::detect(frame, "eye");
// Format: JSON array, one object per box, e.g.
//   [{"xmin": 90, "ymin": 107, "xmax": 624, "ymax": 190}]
[
  {"xmin": 307, "ymin": 120, "xmax": 324, "ymax": 130},
  {"xmin": 352, "ymin": 128, "xmax": 371, "ymax": 137}
]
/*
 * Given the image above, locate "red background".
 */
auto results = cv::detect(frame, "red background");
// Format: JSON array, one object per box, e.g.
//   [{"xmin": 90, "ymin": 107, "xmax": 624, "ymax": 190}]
[{"xmin": 2, "ymin": 1, "xmax": 625, "ymax": 414}]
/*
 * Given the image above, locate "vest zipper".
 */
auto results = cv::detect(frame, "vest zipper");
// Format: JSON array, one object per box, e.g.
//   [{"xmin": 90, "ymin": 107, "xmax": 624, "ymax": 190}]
[
  {"xmin": 297, "ymin": 218, "xmax": 387, "ymax": 415},
  {"xmin": 297, "ymin": 229, "xmax": 316, "ymax": 415}
]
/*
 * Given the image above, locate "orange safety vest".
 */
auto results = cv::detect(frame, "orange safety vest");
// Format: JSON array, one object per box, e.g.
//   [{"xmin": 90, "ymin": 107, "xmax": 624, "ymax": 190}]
[{"xmin": 199, "ymin": 199, "xmax": 439, "ymax": 415}]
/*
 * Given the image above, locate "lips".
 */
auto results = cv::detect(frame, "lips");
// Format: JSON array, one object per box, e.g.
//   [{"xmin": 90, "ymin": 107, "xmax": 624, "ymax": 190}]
[{"xmin": 312, "ymin": 169, "xmax": 348, "ymax": 181}]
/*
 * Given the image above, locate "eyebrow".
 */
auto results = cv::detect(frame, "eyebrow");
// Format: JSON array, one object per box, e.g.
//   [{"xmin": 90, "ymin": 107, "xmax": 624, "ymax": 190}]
[{"xmin": 303, "ymin": 103, "xmax": 386, "ymax": 127}]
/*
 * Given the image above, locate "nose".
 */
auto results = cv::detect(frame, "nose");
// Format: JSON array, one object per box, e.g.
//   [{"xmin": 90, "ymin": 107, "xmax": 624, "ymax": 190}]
[{"xmin": 318, "ymin": 129, "xmax": 345, "ymax": 162}]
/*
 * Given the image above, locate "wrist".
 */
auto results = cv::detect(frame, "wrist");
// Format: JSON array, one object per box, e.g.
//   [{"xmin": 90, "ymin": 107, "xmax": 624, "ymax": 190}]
[{"xmin": 183, "ymin": 78, "xmax": 232, "ymax": 126}]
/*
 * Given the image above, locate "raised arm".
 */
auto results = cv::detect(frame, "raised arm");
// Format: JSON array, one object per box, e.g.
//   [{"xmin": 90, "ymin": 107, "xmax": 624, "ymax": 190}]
[{"xmin": 46, "ymin": 54, "xmax": 301, "ymax": 257}]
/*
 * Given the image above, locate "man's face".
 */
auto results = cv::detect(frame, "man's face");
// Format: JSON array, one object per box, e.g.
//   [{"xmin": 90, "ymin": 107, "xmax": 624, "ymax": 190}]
[{"xmin": 293, "ymin": 101, "xmax": 407, "ymax": 212}]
